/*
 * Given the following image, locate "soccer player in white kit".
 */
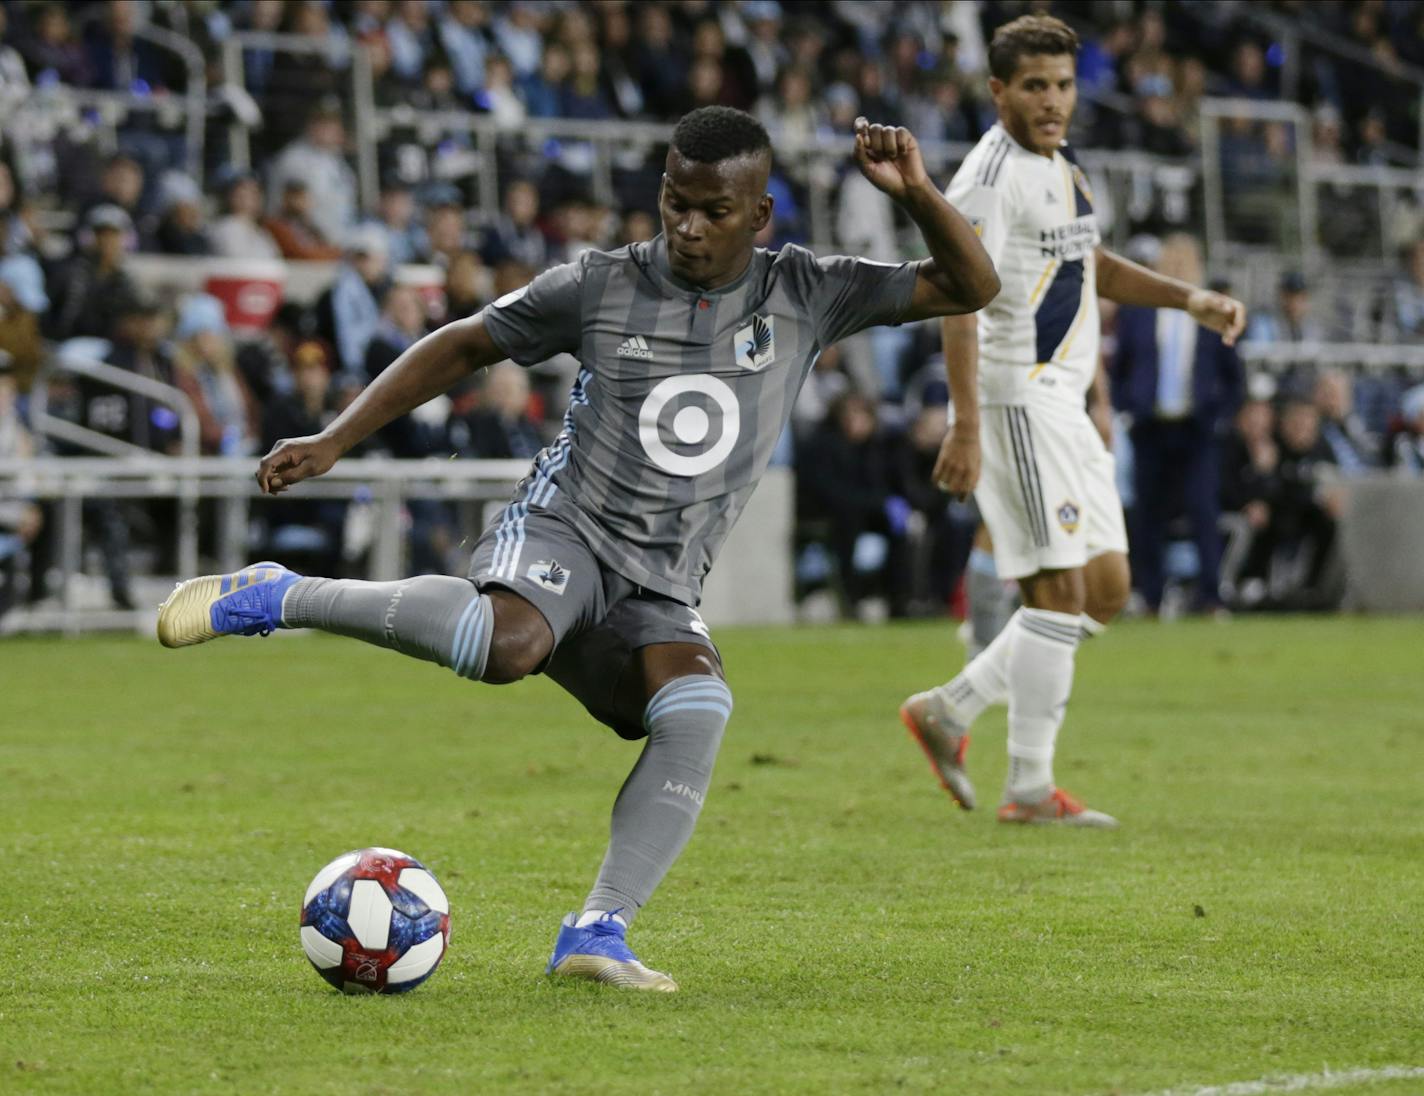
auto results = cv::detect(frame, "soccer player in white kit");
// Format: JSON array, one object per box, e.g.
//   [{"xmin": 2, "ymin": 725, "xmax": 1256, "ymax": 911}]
[{"xmin": 899, "ymin": 14, "xmax": 1246, "ymax": 826}]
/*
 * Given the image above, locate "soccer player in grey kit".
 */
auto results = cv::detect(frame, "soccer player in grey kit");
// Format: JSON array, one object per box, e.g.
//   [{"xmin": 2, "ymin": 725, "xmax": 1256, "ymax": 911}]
[{"xmin": 158, "ymin": 107, "xmax": 999, "ymax": 991}]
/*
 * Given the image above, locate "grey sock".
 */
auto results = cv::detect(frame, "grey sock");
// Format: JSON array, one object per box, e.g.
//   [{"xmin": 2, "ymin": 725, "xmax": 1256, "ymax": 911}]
[
  {"xmin": 967, "ymin": 548, "xmax": 1014, "ymax": 655},
  {"xmin": 583, "ymin": 675, "xmax": 732, "ymax": 923},
  {"xmin": 282, "ymin": 576, "xmax": 493, "ymax": 680}
]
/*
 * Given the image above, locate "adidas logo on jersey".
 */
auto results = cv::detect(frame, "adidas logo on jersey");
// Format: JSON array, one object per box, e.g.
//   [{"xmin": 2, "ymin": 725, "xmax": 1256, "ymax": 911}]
[{"xmin": 617, "ymin": 334, "xmax": 654, "ymax": 360}]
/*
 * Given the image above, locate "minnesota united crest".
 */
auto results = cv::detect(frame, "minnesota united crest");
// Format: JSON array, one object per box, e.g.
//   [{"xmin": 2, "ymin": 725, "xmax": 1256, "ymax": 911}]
[
  {"xmin": 733, "ymin": 314, "xmax": 775, "ymax": 371},
  {"xmin": 527, "ymin": 559, "xmax": 570, "ymax": 595}
]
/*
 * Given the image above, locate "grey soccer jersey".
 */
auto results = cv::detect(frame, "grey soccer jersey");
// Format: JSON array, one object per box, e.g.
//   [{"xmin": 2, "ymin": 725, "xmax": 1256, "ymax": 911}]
[{"xmin": 479, "ymin": 235, "xmax": 917, "ymax": 605}]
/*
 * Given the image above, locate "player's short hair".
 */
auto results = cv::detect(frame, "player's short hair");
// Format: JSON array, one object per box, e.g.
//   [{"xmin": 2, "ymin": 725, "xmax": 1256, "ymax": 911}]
[
  {"xmin": 671, "ymin": 106, "xmax": 771, "ymax": 165},
  {"xmin": 988, "ymin": 14, "xmax": 1080, "ymax": 82}
]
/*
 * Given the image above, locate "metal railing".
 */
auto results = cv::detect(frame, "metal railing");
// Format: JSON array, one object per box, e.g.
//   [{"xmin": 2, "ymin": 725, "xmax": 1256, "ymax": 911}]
[{"xmin": 0, "ymin": 455, "xmax": 527, "ymax": 636}]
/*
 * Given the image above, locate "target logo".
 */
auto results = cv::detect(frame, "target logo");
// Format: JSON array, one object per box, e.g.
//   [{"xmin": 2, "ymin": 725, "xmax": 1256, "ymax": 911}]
[{"xmin": 637, "ymin": 374, "xmax": 741, "ymax": 477}]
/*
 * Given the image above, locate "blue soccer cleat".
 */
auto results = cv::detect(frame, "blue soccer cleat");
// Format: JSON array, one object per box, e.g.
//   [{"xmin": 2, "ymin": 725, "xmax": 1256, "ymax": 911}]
[
  {"xmin": 546, "ymin": 912, "xmax": 678, "ymax": 992},
  {"xmin": 156, "ymin": 561, "xmax": 301, "ymax": 648}
]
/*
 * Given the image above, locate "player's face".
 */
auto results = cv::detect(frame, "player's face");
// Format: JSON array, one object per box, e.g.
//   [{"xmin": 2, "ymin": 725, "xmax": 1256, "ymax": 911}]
[
  {"xmin": 990, "ymin": 53, "xmax": 1077, "ymax": 156},
  {"xmin": 660, "ymin": 149, "xmax": 773, "ymax": 290}
]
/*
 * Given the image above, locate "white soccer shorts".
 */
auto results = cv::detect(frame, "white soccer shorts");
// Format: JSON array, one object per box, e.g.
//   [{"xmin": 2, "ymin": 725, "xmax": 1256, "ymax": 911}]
[{"xmin": 973, "ymin": 404, "xmax": 1128, "ymax": 580}]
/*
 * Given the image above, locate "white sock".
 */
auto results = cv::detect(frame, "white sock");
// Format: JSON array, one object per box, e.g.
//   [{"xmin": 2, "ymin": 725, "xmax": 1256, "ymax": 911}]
[
  {"xmin": 1005, "ymin": 608, "xmax": 1080, "ymax": 802},
  {"xmin": 575, "ymin": 909, "xmax": 628, "ymax": 928},
  {"xmin": 1080, "ymin": 614, "xmax": 1106, "ymax": 641},
  {"xmin": 927, "ymin": 607, "xmax": 1023, "ymax": 726}
]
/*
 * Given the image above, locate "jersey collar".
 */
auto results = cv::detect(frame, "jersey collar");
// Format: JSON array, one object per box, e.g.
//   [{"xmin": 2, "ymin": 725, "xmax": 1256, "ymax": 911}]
[{"xmin": 646, "ymin": 234, "xmax": 763, "ymax": 302}]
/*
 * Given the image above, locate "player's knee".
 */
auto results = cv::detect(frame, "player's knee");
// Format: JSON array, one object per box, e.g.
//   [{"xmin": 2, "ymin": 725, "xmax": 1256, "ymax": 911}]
[
  {"xmin": 481, "ymin": 591, "xmax": 553, "ymax": 684},
  {"xmin": 1021, "ymin": 568, "xmax": 1086, "ymax": 615},
  {"xmin": 1085, "ymin": 554, "xmax": 1131, "ymax": 623}
]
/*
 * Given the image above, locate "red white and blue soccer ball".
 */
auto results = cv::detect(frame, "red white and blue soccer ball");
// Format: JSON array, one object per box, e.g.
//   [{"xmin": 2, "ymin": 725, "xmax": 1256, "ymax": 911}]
[{"xmin": 299, "ymin": 847, "xmax": 451, "ymax": 994}]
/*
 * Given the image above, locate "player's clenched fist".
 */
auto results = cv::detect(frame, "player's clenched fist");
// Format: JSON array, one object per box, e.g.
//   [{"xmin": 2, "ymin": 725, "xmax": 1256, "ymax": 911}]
[
  {"xmin": 256, "ymin": 434, "xmax": 340, "ymax": 495},
  {"xmin": 853, "ymin": 116, "xmax": 930, "ymax": 201}
]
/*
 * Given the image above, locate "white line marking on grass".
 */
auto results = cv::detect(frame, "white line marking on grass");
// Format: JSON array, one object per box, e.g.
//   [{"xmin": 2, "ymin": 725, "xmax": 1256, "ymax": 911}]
[{"xmin": 1138, "ymin": 1064, "xmax": 1424, "ymax": 1096}]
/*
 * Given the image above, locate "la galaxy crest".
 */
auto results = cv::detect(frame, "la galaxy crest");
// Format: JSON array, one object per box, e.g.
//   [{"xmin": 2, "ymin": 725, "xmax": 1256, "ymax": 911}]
[
  {"xmin": 1057, "ymin": 501, "xmax": 1081, "ymax": 534},
  {"xmin": 734, "ymin": 314, "xmax": 775, "ymax": 371}
]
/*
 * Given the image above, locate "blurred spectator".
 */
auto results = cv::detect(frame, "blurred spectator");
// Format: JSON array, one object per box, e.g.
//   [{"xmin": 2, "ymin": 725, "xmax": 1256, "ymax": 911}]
[
  {"xmin": 1129, "ymin": 74, "xmax": 1192, "ymax": 157},
  {"xmin": 260, "ymin": 339, "xmax": 347, "ymax": 575},
  {"xmin": 1391, "ymin": 239, "xmax": 1424, "ymax": 338},
  {"xmin": 617, "ymin": 209, "xmax": 657, "ymax": 247},
  {"xmin": 593, "ymin": 2, "xmax": 644, "ymax": 118},
  {"xmin": 1245, "ymin": 271, "xmax": 1328, "ymax": 344},
  {"xmin": 257, "ymin": 3, "xmax": 347, "ymax": 159},
  {"xmin": 634, "ymin": 5, "xmax": 684, "ymax": 117},
  {"xmin": 689, "ymin": 18, "xmax": 755, "ymax": 111},
  {"xmin": 520, "ymin": 41, "xmax": 569, "ymax": 117},
  {"xmin": 316, "ymin": 225, "xmax": 391, "ymax": 377},
  {"xmin": 564, "ymin": 40, "xmax": 614, "ymax": 120},
  {"xmin": 478, "ymin": 54, "xmax": 527, "ymax": 130},
  {"xmin": 267, "ymin": 99, "xmax": 358, "ymax": 250},
  {"xmin": 79, "ymin": 153, "xmax": 145, "ymax": 233},
  {"xmin": 84, "ymin": 0, "xmax": 173, "ymax": 92},
  {"xmin": 1113, "ymin": 234, "xmax": 1243, "ymax": 613},
  {"xmin": 493, "ymin": 2, "xmax": 545, "ymax": 80},
  {"xmin": 449, "ymin": 362, "xmax": 544, "ymax": 460},
  {"xmin": 439, "ymin": 0, "xmax": 491, "ymax": 99},
  {"xmin": 481, "ymin": 180, "xmax": 547, "ymax": 269},
  {"xmin": 755, "ymin": 66, "xmax": 828, "ymax": 150},
  {"xmin": 443, "ymin": 250, "xmax": 488, "ymax": 320},
  {"xmin": 409, "ymin": 52, "xmax": 465, "ymax": 114},
  {"xmin": 209, "ymin": 168, "xmax": 280, "ymax": 261},
  {"xmin": 153, "ymin": 172, "xmax": 210, "ymax": 256},
  {"xmin": 905, "ymin": 70, "xmax": 972, "ymax": 144},
  {"xmin": 796, "ymin": 391, "xmax": 903, "ymax": 618},
  {"xmin": 1384, "ymin": 385, "xmax": 1424, "ymax": 474},
  {"xmin": 888, "ymin": 401, "xmax": 967, "ymax": 613},
  {"xmin": 365, "ymin": 283, "xmax": 439, "ymax": 453},
  {"xmin": 0, "ymin": 6, "xmax": 30, "ymax": 109},
  {"xmin": 368, "ymin": 178, "xmax": 422, "ymax": 265},
  {"xmin": 264, "ymin": 179, "xmax": 343, "ymax": 261},
  {"xmin": 420, "ymin": 194, "xmax": 470, "ymax": 267},
  {"xmin": 791, "ymin": 342, "xmax": 852, "ymax": 439},
  {"xmin": 386, "ymin": 0, "xmax": 436, "ymax": 84},
  {"xmin": 46, "ymin": 204, "xmax": 140, "ymax": 342},
  {"xmin": 171, "ymin": 294, "xmax": 257, "ymax": 456},
  {"xmin": 20, "ymin": 3, "xmax": 90, "ymax": 87},
  {"xmin": 0, "ymin": 246, "xmax": 48, "ymax": 393},
  {"xmin": 1313, "ymin": 371, "xmax": 1376, "ymax": 473},
  {"xmin": 0, "ymin": 357, "xmax": 41, "ymax": 617},
  {"xmin": 1226, "ymin": 40, "xmax": 1274, "ymax": 100}
]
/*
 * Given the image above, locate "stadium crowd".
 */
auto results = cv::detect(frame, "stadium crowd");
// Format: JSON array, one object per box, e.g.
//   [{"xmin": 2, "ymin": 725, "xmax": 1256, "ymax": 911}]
[{"xmin": 3, "ymin": 0, "xmax": 1424, "ymax": 622}]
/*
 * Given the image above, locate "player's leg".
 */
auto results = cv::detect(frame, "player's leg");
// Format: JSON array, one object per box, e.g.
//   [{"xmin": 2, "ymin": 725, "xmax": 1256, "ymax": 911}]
[
  {"xmin": 156, "ymin": 508, "xmax": 600, "ymax": 686},
  {"xmin": 964, "ymin": 522, "xmax": 1017, "ymax": 660},
  {"xmin": 997, "ymin": 410, "xmax": 1121, "ymax": 826},
  {"xmin": 899, "ymin": 407, "xmax": 1041, "ymax": 809},
  {"xmin": 545, "ymin": 599, "xmax": 729, "ymax": 991}
]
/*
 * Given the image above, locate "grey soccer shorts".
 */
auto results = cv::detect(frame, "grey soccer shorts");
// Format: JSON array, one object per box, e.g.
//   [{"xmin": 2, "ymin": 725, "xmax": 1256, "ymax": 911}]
[{"xmin": 468, "ymin": 504, "xmax": 719, "ymax": 739}]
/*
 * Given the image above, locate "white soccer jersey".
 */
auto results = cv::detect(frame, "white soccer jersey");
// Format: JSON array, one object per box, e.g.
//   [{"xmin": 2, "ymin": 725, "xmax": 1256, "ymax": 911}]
[{"xmin": 945, "ymin": 124, "xmax": 1101, "ymax": 411}]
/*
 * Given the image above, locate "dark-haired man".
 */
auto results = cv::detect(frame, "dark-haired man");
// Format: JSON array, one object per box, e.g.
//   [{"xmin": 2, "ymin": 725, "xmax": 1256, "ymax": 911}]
[
  {"xmin": 899, "ymin": 14, "xmax": 1246, "ymax": 827},
  {"xmin": 158, "ymin": 107, "xmax": 998, "ymax": 990}
]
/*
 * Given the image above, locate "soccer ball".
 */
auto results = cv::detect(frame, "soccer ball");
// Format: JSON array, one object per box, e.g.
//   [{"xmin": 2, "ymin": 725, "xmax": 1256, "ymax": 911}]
[{"xmin": 299, "ymin": 847, "xmax": 451, "ymax": 994}]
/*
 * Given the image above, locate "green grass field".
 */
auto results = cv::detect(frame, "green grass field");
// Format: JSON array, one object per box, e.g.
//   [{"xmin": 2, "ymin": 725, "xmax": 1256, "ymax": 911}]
[{"xmin": 3, "ymin": 617, "xmax": 1423, "ymax": 1095}]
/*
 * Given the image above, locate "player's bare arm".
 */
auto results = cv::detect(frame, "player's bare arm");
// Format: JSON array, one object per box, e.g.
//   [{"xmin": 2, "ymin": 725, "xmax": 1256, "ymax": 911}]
[
  {"xmin": 1095, "ymin": 246, "xmax": 1247, "ymax": 346},
  {"xmin": 257, "ymin": 317, "xmax": 507, "ymax": 495},
  {"xmin": 933, "ymin": 313, "xmax": 982, "ymax": 497},
  {"xmin": 853, "ymin": 117, "xmax": 1000, "ymax": 319}
]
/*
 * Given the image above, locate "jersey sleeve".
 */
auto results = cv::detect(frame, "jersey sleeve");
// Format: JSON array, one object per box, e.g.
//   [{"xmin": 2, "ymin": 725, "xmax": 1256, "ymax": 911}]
[
  {"xmin": 945, "ymin": 159, "xmax": 1013, "ymax": 270},
  {"xmin": 478, "ymin": 258, "xmax": 584, "ymax": 366},
  {"xmin": 802, "ymin": 252, "xmax": 919, "ymax": 347}
]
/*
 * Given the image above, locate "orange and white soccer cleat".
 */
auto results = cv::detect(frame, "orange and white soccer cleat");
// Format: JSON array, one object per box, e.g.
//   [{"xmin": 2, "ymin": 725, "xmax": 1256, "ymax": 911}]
[
  {"xmin": 898, "ymin": 692, "xmax": 976, "ymax": 811},
  {"xmin": 997, "ymin": 788, "xmax": 1118, "ymax": 828}
]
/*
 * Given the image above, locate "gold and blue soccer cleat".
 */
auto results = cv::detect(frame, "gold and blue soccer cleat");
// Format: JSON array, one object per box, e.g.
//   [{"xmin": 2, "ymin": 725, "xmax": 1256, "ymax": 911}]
[
  {"xmin": 156, "ymin": 561, "xmax": 300, "ymax": 648},
  {"xmin": 546, "ymin": 912, "xmax": 677, "ymax": 992}
]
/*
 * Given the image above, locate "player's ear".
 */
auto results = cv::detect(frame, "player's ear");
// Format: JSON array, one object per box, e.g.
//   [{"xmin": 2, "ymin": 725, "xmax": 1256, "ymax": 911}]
[
  {"xmin": 988, "ymin": 76, "xmax": 1005, "ymax": 104},
  {"xmin": 751, "ymin": 192, "xmax": 773, "ymax": 234}
]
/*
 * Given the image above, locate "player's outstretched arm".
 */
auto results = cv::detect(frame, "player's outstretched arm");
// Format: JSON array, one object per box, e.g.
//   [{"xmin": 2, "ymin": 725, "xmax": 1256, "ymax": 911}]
[
  {"xmin": 257, "ymin": 317, "xmax": 507, "ymax": 495},
  {"xmin": 852, "ymin": 117, "xmax": 1000, "ymax": 320},
  {"xmin": 1095, "ymin": 246, "xmax": 1247, "ymax": 346}
]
